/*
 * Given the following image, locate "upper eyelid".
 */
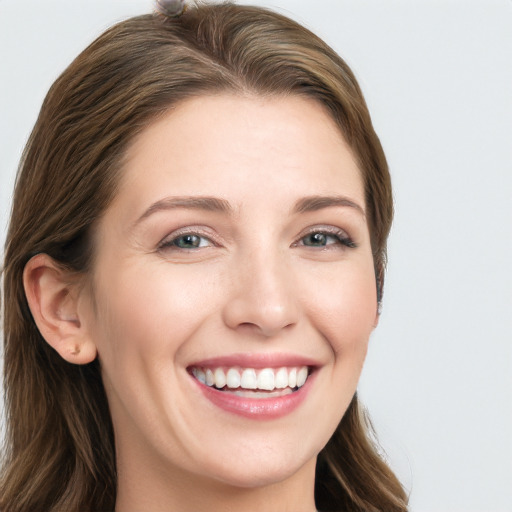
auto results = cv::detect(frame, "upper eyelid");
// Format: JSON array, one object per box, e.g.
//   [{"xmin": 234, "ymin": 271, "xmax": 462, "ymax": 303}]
[
  {"xmin": 297, "ymin": 225, "xmax": 351, "ymax": 238},
  {"xmin": 157, "ymin": 224, "xmax": 354, "ymax": 247},
  {"xmin": 158, "ymin": 227, "xmax": 218, "ymax": 247},
  {"xmin": 294, "ymin": 225, "xmax": 357, "ymax": 248}
]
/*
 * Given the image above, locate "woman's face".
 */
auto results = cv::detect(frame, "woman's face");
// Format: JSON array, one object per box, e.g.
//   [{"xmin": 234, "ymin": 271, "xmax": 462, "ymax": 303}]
[{"xmin": 84, "ymin": 94, "xmax": 378, "ymax": 490}]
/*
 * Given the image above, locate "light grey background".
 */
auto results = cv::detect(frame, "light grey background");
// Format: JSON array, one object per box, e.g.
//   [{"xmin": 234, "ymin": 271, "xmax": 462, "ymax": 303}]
[{"xmin": 1, "ymin": 1, "xmax": 511, "ymax": 511}]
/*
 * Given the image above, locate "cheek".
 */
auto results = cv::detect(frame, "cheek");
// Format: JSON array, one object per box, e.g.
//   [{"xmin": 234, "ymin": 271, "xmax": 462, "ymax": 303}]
[
  {"xmin": 86, "ymin": 262, "xmax": 224, "ymax": 439},
  {"xmin": 89, "ymin": 261, "xmax": 221, "ymax": 363},
  {"xmin": 292, "ymin": 261, "xmax": 377, "ymax": 443},
  {"xmin": 301, "ymin": 259, "xmax": 378, "ymax": 354}
]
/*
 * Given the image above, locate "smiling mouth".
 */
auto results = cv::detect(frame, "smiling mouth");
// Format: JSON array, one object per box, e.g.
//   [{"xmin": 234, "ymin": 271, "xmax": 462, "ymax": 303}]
[{"xmin": 189, "ymin": 366, "xmax": 310, "ymax": 396}]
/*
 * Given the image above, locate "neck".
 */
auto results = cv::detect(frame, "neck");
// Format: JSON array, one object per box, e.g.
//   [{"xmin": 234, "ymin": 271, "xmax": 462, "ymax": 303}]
[{"xmin": 115, "ymin": 453, "xmax": 317, "ymax": 512}]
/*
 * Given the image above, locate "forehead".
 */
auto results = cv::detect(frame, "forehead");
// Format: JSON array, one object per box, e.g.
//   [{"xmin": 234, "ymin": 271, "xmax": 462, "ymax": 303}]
[{"xmin": 112, "ymin": 93, "xmax": 364, "ymax": 218}]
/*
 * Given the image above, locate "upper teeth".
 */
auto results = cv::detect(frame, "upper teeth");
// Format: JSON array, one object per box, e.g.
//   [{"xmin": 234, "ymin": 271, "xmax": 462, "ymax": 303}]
[{"xmin": 191, "ymin": 366, "xmax": 309, "ymax": 391}]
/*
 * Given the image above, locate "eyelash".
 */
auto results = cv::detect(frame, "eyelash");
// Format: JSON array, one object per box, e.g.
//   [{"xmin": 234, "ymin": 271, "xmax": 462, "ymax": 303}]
[
  {"xmin": 158, "ymin": 227, "xmax": 356, "ymax": 252},
  {"xmin": 293, "ymin": 227, "xmax": 357, "ymax": 250},
  {"xmin": 158, "ymin": 229, "xmax": 216, "ymax": 251}
]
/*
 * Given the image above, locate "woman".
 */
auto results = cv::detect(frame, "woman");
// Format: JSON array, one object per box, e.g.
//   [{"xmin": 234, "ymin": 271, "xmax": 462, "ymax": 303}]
[{"xmin": 1, "ymin": 2, "xmax": 408, "ymax": 511}]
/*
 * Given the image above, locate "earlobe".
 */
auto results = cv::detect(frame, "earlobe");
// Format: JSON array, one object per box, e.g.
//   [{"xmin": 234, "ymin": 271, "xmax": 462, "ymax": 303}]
[
  {"xmin": 373, "ymin": 304, "xmax": 381, "ymax": 328},
  {"xmin": 23, "ymin": 253, "xmax": 97, "ymax": 365}
]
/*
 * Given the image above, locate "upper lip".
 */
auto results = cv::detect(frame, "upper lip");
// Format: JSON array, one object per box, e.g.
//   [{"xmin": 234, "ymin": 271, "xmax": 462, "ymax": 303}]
[{"xmin": 187, "ymin": 352, "xmax": 321, "ymax": 369}]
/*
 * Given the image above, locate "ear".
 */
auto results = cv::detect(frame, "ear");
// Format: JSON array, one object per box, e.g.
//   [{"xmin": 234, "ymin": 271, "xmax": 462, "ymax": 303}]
[
  {"xmin": 373, "ymin": 304, "xmax": 381, "ymax": 329},
  {"xmin": 23, "ymin": 253, "xmax": 97, "ymax": 364},
  {"xmin": 373, "ymin": 264, "xmax": 384, "ymax": 328}
]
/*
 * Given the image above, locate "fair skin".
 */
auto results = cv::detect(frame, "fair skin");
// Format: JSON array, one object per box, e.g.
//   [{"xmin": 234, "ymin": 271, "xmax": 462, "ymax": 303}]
[{"xmin": 25, "ymin": 94, "xmax": 378, "ymax": 512}]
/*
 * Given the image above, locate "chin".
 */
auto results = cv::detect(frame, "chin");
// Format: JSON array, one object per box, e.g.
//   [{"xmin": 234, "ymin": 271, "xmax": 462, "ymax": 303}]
[
  {"xmin": 211, "ymin": 461, "xmax": 307, "ymax": 489},
  {"xmin": 194, "ymin": 439, "xmax": 318, "ymax": 490}
]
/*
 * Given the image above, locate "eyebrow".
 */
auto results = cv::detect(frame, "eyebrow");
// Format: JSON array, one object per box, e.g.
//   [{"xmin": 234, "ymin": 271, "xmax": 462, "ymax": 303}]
[
  {"xmin": 134, "ymin": 196, "xmax": 232, "ymax": 225},
  {"xmin": 134, "ymin": 193, "xmax": 364, "ymax": 226},
  {"xmin": 292, "ymin": 195, "xmax": 365, "ymax": 216}
]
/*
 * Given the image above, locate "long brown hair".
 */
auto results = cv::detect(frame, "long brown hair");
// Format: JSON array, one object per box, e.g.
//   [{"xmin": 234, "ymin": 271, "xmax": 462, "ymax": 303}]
[{"xmin": 1, "ymin": 4, "xmax": 406, "ymax": 511}]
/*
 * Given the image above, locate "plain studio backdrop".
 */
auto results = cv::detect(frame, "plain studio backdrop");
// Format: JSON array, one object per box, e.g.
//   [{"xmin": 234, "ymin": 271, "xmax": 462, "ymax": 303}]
[{"xmin": 1, "ymin": 1, "xmax": 511, "ymax": 511}]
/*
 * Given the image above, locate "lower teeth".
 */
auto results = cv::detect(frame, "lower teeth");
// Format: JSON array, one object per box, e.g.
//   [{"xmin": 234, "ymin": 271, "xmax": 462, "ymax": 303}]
[{"xmin": 216, "ymin": 387, "xmax": 296, "ymax": 398}]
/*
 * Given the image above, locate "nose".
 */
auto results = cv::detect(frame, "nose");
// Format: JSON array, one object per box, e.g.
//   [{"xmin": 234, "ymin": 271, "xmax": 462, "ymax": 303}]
[{"xmin": 222, "ymin": 249, "xmax": 299, "ymax": 338}]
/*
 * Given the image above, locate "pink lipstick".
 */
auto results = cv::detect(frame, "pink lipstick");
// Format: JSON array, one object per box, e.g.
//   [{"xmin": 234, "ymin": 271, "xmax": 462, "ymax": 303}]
[{"xmin": 188, "ymin": 353, "xmax": 318, "ymax": 419}]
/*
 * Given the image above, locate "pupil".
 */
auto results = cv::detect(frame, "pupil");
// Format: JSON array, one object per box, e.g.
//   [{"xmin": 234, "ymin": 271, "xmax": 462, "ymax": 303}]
[
  {"xmin": 308, "ymin": 233, "xmax": 326, "ymax": 246},
  {"xmin": 177, "ymin": 235, "xmax": 199, "ymax": 248}
]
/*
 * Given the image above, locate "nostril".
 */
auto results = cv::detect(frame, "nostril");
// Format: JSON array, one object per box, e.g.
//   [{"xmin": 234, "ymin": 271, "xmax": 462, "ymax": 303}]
[
  {"xmin": 221, "ymin": 264, "xmax": 300, "ymax": 336},
  {"xmin": 236, "ymin": 322, "xmax": 276, "ymax": 337}
]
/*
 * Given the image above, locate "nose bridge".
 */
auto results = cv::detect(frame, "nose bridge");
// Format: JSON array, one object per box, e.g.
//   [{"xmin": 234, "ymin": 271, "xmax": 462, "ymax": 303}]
[{"xmin": 222, "ymin": 241, "xmax": 299, "ymax": 337}]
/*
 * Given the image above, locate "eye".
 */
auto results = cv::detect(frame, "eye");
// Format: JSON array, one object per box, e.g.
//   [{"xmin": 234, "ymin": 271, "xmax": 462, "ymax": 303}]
[
  {"xmin": 160, "ymin": 232, "xmax": 213, "ymax": 250},
  {"xmin": 297, "ymin": 229, "xmax": 357, "ymax": 249},
  {"xmin": 302, "ymin": 232, "xmax": 335, "ymax": 247}
]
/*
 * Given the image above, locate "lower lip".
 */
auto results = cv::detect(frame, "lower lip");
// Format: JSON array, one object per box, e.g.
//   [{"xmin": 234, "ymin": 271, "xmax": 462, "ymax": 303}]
[{"xmin": 192, "ymin": 372, "xmax": 315, "ymax": 419}]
